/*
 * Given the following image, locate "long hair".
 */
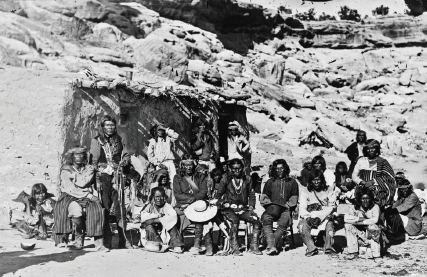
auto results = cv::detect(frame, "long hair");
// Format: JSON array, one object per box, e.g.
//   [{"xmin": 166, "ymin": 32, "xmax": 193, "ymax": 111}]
[
  {"xmin": 227, "ymin": 158, "xmax": 245, "ymax": 180},
  {"xmin": 30, "ymin": 183, "xmax": 48, "ymax": 206},
  {"xmin": 354, "ymin": 186, "xmax": 375, "ymax": 210},
  {"xmin": 210, "ymin": 168, "xmax": 222, "ymax": 179},
  {"xmin": 307, "ymin": 169, "xmax": 327, "ymax": 192},
  {"xmin": 179, "ymin": 153, "xmax": 197, "ymax": 177},
  {"xmin": 311, "ymin": 155, "xmax": 327, "ymax": 172},
  {"xmin": 149, "ymin": 186, "xmax": 166, "ymax": 203},
  {"xmin": 335, "ymin": 161, "xmax": 348, "ymax": 176},
  {"xmin": 270, "ymin": 159, "xmax": 291, "ymax": 180},
  {"xmin": 396, "ymin": 178, "xmax": 413, "ymax": 199}
]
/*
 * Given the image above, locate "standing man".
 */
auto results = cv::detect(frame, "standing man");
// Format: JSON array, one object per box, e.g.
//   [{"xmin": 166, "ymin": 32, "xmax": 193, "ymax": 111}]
[
  {"xmin": 90, "ymin": 115, "xmax": 132, "ymax": 249},
  {"xmin": 192, "ymin": 119, "xmax": 216, "ymax": 171},
  {"xmin": 148, "ymin": 123, "xmax": 179, "ymax": 182},
  {"xmin": 215, "ymin": 158, "xmax": 262, "ymax": 256},
  {"xmin": 260, "ymin": 159, "xmax": 299, "ymax": 255},
  {"xmin": 345, "ymin": 130, "xmax": 367, "ymax": 177}
]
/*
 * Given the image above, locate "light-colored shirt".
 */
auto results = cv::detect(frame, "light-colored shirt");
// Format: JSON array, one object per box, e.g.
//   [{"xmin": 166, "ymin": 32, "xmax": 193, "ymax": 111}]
[
  {"xmin": 140, "ymin": 202, "xmax": 177, "ymax": 231},
  {"xmin": 344, "ymin": 204, "xmax": 380, "ymax": 226},
  {"xmin": 60, "ymin": 165, "xmax": 95, "ymax": 198},
  {"xmin": 299, "ymin": 185, "xmax": 337, "ymax": 219},
  {"xmin": 147, "ymin": 128, "xmax": 179, "ymax": 165},
  {"xmin": 352, "ymin": 157, "xmax": 377, "ymax": 185},
  {"xmin": 227, "ymin": 135, "xmax": 250, "ymax": 160}
]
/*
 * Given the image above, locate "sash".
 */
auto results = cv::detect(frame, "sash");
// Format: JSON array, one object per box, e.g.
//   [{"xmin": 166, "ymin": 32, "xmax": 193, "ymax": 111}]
[{"xmin": 184, "ymin": 176, "xmax": 199, "ymax": 194}]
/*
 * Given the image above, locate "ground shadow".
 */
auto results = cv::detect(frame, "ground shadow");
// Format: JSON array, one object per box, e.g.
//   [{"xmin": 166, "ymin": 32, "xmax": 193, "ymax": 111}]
[{"xmin": 0, "ymin": 248, "xmax": 88, "ymax": 276}]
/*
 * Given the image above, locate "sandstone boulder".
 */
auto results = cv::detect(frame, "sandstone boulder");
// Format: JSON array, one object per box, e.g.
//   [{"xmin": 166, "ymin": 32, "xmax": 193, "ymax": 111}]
[
  {"xmin": 355, "ymin": 76, "xmax": 399, "ymax": 92},
  {"xmin": 399, "ymin": 70, "xmax": 412, "ymax": 86},
  {"xmin": 133, "ymin": 30, "xmax": 188, "ymax": 83},
  {"xmin": 92, "ymin": 23, "xmax": 125, "ymax": 43},
  {"xmin": 75, "ymin": 0, "xmax": 109, "ymax": 21},
  {"xmin": 315, "ymin": 117, "xmax": 354, "ymax": 152},
  {"xmin": 376, "ymin": 94, "xmax": 406, "ymax": 106},
  {"xmin": 302, "ymin": 70, "xmax": 322, "ymax": 90}
]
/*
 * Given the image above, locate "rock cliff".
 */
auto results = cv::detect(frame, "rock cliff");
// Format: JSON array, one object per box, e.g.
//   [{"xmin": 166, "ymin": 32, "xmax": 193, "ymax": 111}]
[{"xmin": 1, "ymin": 0, "xmax": 427, "ymax": 196}]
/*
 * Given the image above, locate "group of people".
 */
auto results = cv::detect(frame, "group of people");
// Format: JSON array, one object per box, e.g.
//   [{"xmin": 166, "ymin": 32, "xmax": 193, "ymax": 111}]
[{"xmin": 11, "ymin": 117, "xmax": 424, "ymax": 260}]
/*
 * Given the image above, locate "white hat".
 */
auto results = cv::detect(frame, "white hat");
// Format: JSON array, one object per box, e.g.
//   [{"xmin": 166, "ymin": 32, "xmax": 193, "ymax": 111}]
[{"xmin": 184, "ymin": 200, "xmax": 217, "ymax": 222}]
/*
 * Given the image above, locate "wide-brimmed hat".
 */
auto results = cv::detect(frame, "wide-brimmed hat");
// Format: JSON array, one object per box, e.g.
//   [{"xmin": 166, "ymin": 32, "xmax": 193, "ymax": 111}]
[
  {"xmin": 184, "ymin": 200, "xmax": 217, "ymax": 222},
  {"xmin": 143, "ymin": 241, "xmax": 169, "ymax": 253}
]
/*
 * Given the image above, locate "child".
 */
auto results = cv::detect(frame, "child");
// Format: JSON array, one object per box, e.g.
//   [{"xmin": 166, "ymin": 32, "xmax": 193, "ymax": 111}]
[
  {"xmin": 335, "ymin": 161, "xmax": 356, "ymax": 203},
  {"xmin": 12, "ymin": 183, "xmax": 55, "ymax": 239}
]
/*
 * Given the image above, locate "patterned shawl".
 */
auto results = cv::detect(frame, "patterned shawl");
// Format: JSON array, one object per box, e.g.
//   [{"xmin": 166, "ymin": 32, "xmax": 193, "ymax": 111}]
[{"xmin": 358, "ymin": 157, "xmax": 396, "ymax": 208}]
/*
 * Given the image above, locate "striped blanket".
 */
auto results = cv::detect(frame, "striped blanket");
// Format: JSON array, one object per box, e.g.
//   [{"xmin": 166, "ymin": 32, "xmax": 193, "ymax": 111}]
[
  {"xmin": 358, "ymin": 157, "xmax": 396, "ymax": 208},
  {"xmin": 53, "ymin": 193, "xmax": 104, "ymax": 239}
]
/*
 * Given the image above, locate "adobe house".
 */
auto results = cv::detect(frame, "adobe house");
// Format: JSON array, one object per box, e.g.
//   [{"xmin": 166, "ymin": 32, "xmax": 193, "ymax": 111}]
[{"xmin": 0, "ymin": 66, "xmax": 252, "ymax": 205}]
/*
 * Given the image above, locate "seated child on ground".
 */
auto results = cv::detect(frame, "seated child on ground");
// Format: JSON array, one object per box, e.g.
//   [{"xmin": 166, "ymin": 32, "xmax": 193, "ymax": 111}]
[{"xmin": 11, "ymin": 183, "xmax": 55, "ymax": 239}]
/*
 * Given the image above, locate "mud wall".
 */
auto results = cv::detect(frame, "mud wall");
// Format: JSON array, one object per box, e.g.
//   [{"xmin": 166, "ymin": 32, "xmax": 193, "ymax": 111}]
[{"xmin": 0, "ymin": 67, "xmax": 77, "ymax": 205}]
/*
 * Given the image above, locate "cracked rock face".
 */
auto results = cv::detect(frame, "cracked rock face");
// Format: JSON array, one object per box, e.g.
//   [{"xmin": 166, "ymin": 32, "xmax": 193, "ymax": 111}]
[{"xmin": 1, "ymin": 1, "xmax": 427, "ymax": 202}]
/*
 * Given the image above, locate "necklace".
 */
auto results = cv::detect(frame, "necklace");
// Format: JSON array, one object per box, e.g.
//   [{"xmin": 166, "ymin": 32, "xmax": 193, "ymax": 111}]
[{"xmin": 232, "ymin": 178, "xmax": 243, "ymax": 195}]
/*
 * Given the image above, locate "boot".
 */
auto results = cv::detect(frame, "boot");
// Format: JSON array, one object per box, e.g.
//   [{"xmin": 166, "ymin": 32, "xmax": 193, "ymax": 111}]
[
  {"xmin": 69, "ymin": 217, "xmax": 84, "ymax": 250},
  {"xmin": 103, "ymin": 213, "xmax": 113, "ymax": 249},
  {"xmin": 204, "ymin": 231, "xmax": 214, "ymax": 256},
  {"xmin": 229, "ymin": 223, "xmax": 242, "ymax": 256},
  {"xmin": 191, "ymin": 224, "xmax": 203, "ymax": 254},
  {"xmin": 249, "ymin": 223, "xmax": 262, "ymax": 255},
  {"xmin": 263, "ymin": 224, "xmax": 277, "ymax": 255},
  {"xmin": 94, "ymin": 236, "xmax": 110, "ymax": 252},
  {"xmin": 273, "ymin": 227, "xmax": 286, "ymax": 250},
  {"xmin": 117, "ymin": 219, "xmax": 134, "ymax": 249},
  {"xmin": 324, "ymin": 222, "xmax": 337, "ymax": 255}
]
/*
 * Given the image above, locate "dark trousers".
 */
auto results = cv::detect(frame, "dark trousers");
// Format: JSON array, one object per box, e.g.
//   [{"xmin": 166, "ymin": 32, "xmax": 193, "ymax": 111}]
[
  {"xmin": 222, "ymin": 209, "xmax": 261, "ymax": 227},
  {"xmin": 145, "ymin": 223, "xmax": 184, "ymax": 248},
  {"xmin": 99, "ymin": 173, "xmax": 126, "ymax": 244},
  {"xmin": 261, "ymin": 210, "xmax": 292, "ymax": 230},
  {"xmin": 298, "ymin": 219, "xmax": 335, "ymax": 253}
]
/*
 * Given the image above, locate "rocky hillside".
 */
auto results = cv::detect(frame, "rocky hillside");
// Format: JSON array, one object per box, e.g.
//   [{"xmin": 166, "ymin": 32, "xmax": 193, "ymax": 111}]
[{"xmin": 1, "ymin": 0, "xmax": 427, "ymax": 184}]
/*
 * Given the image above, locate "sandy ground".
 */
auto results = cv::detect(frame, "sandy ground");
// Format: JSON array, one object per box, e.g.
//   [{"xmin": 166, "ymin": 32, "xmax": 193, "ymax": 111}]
[{"xmin": 1, "ymin": 213, "xmax": 426, "ymax": 277}]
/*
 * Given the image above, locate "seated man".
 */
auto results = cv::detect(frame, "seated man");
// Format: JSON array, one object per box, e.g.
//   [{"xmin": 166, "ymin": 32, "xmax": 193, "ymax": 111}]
[
  {"xmin": 298, "ymin": 169, "xmax": 337, "ymax": 257},
  {"xmin": 341, "ymin": 187, "xmax": 381, "ymax": 261},
  {"xmin": 173, "ymin": 154, "xmax": 214, "ymax": 256},
  {"xmin": 385, "ymin": 175, "xmax": 423, "ymax": 240},
  {"xmin": 149, "ymin": 168, "xmax": 176, "ymax": 207},
  {"xmin": 140, "ymin": 187, "xmax": 184, "ymax": 253},
  {"xmin": 215, "ymin": 158, "xmax": 262, "ymax": 256},
  {"xmin": 53, "ymin": 146, "xmax": 108, "ymax": 252},
  {"xmin": 260, "ymin": 159, "xmax": 299, "ymax": 255}
]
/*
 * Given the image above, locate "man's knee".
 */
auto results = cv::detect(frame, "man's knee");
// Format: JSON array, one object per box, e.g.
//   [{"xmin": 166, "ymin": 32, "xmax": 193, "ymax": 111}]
[
  {"xmin": 298, "ymin": 219, "xmax": 310, "ymax": 233},
  {"xmin": 68, "ymin": 201, "xmax": 83, "ymax": 218}
]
